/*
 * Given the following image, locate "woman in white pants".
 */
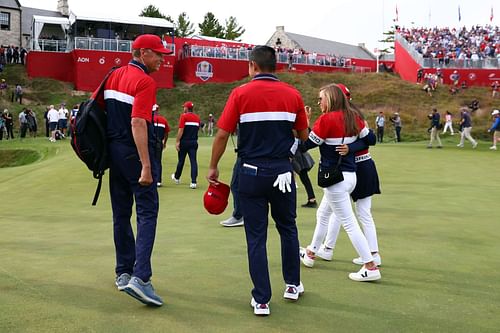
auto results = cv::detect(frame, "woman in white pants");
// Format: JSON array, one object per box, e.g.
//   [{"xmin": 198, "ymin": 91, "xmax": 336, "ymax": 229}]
[
  {"xmin": 317, "ymin": 152, "xmax": 382, "ymax": 267},
  {"xmin": 442, "ymin": 111, "xmax": 454, "ymax": 135},
  {"xmin": 299, "ymin": 84, "xmax": 381, "ymax": 282}
]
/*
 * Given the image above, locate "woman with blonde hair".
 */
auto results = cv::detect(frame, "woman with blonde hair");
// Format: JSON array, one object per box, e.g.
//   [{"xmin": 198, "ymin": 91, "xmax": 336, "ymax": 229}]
[{"xmin": 299, "ymin": 83, "xmax": 381, "ymax": 282}]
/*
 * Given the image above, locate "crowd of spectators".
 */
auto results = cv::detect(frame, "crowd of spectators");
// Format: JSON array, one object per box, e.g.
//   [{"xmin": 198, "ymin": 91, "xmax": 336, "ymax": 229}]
[
  {"xmin": 181, "ymin": 42, "xmax": 351, "ymax": 68},
  {"xmin": 274, "ymin": 46, "xmax": 351, "ymax": 68},
  {"xmin": 399, "ymin": 25, "xmax": 499, "ymax": 67},
  {"xmin": 0, "ymin": 45, "xmax": 28, "ymax": 67}
]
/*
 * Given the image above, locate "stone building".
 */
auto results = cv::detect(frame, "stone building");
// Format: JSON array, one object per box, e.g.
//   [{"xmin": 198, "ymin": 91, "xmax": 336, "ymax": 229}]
[
  {"xmin": 0, "ymin": 0, "xmax": 68, "ymax": 47},
  {"xmin": 266, "ymin": 26, "xmax": 375, "ymax": 60},
  {"xmin": 0, "ymin": 0, "xmax": 22, "ymax": 46}
]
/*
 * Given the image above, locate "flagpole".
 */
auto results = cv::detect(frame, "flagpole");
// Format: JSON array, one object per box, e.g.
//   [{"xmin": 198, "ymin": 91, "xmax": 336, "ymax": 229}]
[{"xmin": 381, "ymin": 0, "xmax": 384, "ymax": 58}]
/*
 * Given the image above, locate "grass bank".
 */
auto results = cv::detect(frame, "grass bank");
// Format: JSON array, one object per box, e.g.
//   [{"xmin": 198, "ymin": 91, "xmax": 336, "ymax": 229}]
[{"xmin": 0, "ymin": 137, "xmax": 499, "ymax": 332}]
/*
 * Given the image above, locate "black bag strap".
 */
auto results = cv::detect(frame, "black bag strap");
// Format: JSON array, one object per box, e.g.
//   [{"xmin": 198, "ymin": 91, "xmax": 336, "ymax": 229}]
[
  {"xmin": 92, "ymin": 174, "xmax": 103, "ymax": 206},
  {"xmin": 89, "ymin": 66, "xmax": 118, "ymax": 206},
  {"xmin": 95, "ymin": 66, "xmax": 119, "ymax": 99}
]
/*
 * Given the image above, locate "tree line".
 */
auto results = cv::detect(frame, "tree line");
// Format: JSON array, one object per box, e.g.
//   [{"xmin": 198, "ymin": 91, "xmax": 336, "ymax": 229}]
[{"xmin": 140, "ymin": 5, "xmax": 245, "ymax": 41}]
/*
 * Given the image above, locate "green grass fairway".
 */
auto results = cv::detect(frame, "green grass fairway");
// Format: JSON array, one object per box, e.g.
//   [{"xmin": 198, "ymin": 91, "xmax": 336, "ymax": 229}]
[{"xmin": 1, "ymin": 137, "xmax": 499, "ymax": 333}]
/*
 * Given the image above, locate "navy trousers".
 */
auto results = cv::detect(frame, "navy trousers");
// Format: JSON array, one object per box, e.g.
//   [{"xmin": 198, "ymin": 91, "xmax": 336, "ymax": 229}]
[
  {"xmin": 174, "ymin": 141, "xmax": 198, "ymax": 183},
  {"xmin": 109, "ymin": 142, "xmax": 159, "ymax": 282},
  {"xmin": 230, "ymin": 158, "xmax": 242, "ymax": 219},
  {"xmin": 155, "ymin": 148, "xmax": 163, "ymax": 183},
  {"xmin": 238, "ymin": 159, "xmax": 300, "ymax": 304}
]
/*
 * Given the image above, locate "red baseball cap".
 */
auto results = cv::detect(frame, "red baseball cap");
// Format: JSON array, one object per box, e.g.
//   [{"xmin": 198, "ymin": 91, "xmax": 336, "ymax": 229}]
[
  {"xmin": 132, "ymin": 34, "xmax": 172, "ymax": 54},
  {"xmin": 203, "ymin": 182, "xmax": 230, "ymax": 215},
  {"xmin": 337, "ymin": 83, "xmax": 351, "ymax": 100},
  {"xmin": 183, "ymin": 101, "xmax": 194, "ymax": 108}
]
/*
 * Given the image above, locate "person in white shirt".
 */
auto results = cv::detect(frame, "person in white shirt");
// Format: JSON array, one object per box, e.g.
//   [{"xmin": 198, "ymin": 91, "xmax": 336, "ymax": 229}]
[
  {"xmin": 375, "ymin": 111, "xmax": 385, "ymax": 143},
  {"xmin": 442, "ymin": 111, "xmax": 454, "ymax": 135},
  {"xmin": 58, "ymin": 103, "xmax": 69, "ymax": 136},
  {"xmin": 47, "ymin": 105, "xmax": 59, "ymax": 142}
]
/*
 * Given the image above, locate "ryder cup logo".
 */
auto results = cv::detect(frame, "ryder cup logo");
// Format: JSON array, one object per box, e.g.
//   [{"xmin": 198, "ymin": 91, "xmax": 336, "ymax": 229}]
[{"xmin": 195, "ymin": 61, "xmax": 214, "ymax": 81}]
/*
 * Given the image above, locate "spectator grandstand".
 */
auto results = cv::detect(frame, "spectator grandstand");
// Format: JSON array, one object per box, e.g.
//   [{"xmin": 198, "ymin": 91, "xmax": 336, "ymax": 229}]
[{"xmin": 399, "ymin": 25, "xmax": 499, "ymax": 69}]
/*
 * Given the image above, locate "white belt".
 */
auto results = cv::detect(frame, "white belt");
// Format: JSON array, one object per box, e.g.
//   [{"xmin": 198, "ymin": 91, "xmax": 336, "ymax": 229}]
[{"xmin": 355, "ymin": 153, "xmax": 371, "ymax": 163}]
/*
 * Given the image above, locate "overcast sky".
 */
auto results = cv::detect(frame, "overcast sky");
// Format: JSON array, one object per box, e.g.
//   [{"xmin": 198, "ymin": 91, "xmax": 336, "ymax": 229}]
[{"xmin": 20, "ymin": 0, "xmax": 498, "ymax": 52}]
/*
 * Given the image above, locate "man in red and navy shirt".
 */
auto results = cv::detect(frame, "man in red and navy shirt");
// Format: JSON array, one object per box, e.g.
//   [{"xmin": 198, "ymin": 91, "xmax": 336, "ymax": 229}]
[
  {"xmin": 207, "ymin": 46, "xmax": 309, "ymax": 316},
  {"xmin": 152, "ymin": 104, "xmax": 170, "ymax": 186},
  {"xmin": 99, "ymin": 34, "xmax": 171, "ymax": 307},
  {"xmin": 172, "ymin": 101, "xmax": 200, "ymax": 189}
]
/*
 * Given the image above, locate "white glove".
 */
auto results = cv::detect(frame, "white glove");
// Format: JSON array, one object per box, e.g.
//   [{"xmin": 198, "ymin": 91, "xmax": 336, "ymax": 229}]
[{"xmin": 273, "ymin": 171, "xmax": 292, "ymax": 193}]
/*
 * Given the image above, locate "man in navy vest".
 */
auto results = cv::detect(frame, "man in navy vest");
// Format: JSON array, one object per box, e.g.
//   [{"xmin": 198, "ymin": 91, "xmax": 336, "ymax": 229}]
[
  {"xmin": 172, "ymin": 101, "xmax": 200, "ymax": 189},
  {"xmin": 207, "ymin": 46, "xmax": 309, "ymax": 316},
  {"xmin": 152, "ymin": 104, "xmax": 170, "ymax": 187},
  {"xmin": 99, "ymin": 34, "xmax": 172, "ymax": 307}
]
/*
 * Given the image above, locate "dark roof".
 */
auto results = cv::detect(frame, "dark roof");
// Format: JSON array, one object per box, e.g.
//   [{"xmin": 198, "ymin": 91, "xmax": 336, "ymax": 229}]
[
  {"xmin": 380, "ymin": 53, "xmax": 395, "ymax": 61},
  {"xmin": 286, "ymin": 32, "xmax": 375, "ymax": 60},
  {"xmin": 21, "ymin": 6, "xmax": 64, "ymax": 35},
  {"xmin": 0, "ymin": 0, "xmax": 21, "ymax": 10}
]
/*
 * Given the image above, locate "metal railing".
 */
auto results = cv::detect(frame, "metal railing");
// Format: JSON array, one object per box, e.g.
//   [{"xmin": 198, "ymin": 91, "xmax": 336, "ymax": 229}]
[
  {"xmin": 184, "ymin": 44, "xmax": 353, "ymax": 68},
  {"xmin": 185, "ymin": 45, "xmax": 252, "ymax": 60},
  {"xmin": 31, "ymin": 39, "xmax": 69, "ymax": 52},
  {"xmin": 396, "ymin": 33, "xmax": 499, "ymax": 69},
  {"xmin": 74, "ymin": 37, "xmax": 175, "ymax": 54},
  {"xmin": 30, "ymin": 37, "xmax": 175, "ymax": 54}
]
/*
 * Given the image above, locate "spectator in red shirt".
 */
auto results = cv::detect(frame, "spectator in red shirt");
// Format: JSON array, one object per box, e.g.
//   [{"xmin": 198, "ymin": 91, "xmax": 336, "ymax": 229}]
[
  {"xmin": 491, "ymin": 81, "xmax": 499, "ymax": 99},
  {"xmin": 152, "ymin": 104, "xmax": 170, "ymax": 187},
  {"xmin": 172, "ymin": 101, "xmax": 200, "ymax": 189}
]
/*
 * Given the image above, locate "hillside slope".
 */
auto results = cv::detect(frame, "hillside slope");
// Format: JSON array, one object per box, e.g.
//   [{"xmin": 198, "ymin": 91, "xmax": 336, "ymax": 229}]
[{"xmin": 1, "ymin": 64, "xmax": 496, "ymax": 140}]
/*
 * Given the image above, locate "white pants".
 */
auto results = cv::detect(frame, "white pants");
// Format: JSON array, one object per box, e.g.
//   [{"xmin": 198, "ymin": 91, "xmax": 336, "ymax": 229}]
[
  {"xmin": 324, "ymin": 196, "xmax": 379, "ymax": 254},
  {"xmin": 442, "ymin": 121, "xmax": 454, "ymax": 134},
  {"xmin": 309, "ymin": 172, "xmax": 373, "ymax": 264},
  {"xmin": 493, "ymin": 131, "xmax": 500, "ymax": 146},
  {"xmin": 459, "ymin": 127, "xmax": 477, "ymax": 146}
]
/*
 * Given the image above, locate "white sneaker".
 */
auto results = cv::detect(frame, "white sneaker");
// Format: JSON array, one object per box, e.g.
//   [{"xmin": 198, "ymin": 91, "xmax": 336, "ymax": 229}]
[
  {"xmin": 171, "ymin": 173, "xmax": 179, "ymax": 184},
  {"xmin": 472, "ymin": 142, "xmax": 478, "ymax": 149},
  {"xmin": 316, "ymin": 244, "xmax": 334, "ymax": 261},
  {"xmin": 250, "ymin": 298, "xmax": 270, "ymax": 316},
  {"xmin": 157, "ymin": 182, "xmax": 162, "ymax": 187},
  {"xmin": 283, "ymin": 282, "xmax": 304, "ymax": 301},
  {"xmin": 299, "ymin": 247, "xmax": 315, "ymax": 268},
  {"xmin": 490, "ymin": 146, "xmax": 497, "ymax": 150},
  {"xmin": 189, "ymin": 183, "xmax": 197, "ymax": 189},
  {"xmin": 348, "ymin": 265, "xmax": 381, "ymax": 282},
  {"xmin": 353, "ymin": 253, "xmax": 382, "ymax": 266},
  {"xmin": 457, "ymin": 143, "xmax": 464, "ymax": 147},
  {"xmin": 220, "ymin": 216, "xmax": 244, "ymax": 227}
]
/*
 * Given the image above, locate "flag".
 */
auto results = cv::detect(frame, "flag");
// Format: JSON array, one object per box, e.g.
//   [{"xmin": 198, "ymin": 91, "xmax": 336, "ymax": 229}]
[
  {"xmin": 458, "ymin": 5, "xmax": 461, "ymax": 22},
  {"xmin": 395, "ymin": 5, "xmax": 399, "ymax": 22},
  {"xmin": 491, "ymin": 7, "xmax": 494, "ymax": 22}
]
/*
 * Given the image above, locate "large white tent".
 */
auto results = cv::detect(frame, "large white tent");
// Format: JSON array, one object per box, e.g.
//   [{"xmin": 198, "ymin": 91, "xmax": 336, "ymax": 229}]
[
  {"xmin": 31, "ymin": 15, "xmax": 70, "ymax": 50},
  {"xmin": 68, "ymin": 11, "xmax": 174, "ymax": 29}
]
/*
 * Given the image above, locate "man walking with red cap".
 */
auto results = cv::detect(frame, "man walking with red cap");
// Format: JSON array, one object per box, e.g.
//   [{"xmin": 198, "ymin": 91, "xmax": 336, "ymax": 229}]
[
  {"xmin": 172, "ymin": 101, "xmax": 200, "ymax": 189},
  {"xmin": 207, "ymin": 46, "xmax": 309, "ymax": 316},
  {"xmin": 99, "ymin": 34, "xmax": 171, "ymax": 306}
]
